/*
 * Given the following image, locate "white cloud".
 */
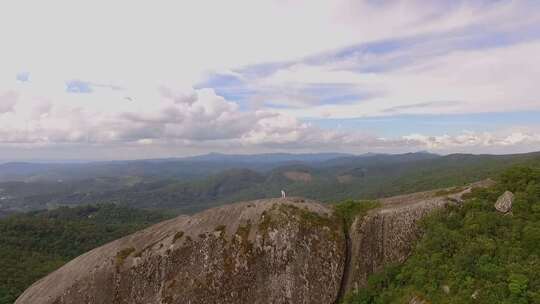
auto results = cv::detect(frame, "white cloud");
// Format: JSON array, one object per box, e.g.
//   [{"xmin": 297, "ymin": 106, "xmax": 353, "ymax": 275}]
[
  {"xmin": 0, "ymin": 0, "xmax": 539, "ymax": 159},
  {"xmin": 269, "ymin": 40, "xmax": 540, "ymax": 118},
  {"xmin": 0, "ymin": 84, "xmax": 427, "ymax": 158},
  {"xmin": 404, "ymin": 129, "xmax": 540, "ymax": 152},
  {"xmin": 0, "ymin": 0, "xmax": 517, "ymax": 90},
  {"xmin": 0, "ymin": 85, "xmax": 340, "ymax": 149},
  {"xmin": 3, "ymin": 80, "xmax": 539, "ymax": 158}
]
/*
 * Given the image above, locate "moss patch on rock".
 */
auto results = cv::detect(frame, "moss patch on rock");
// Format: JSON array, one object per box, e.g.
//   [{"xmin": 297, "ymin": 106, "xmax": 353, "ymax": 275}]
[
  {"xmin": 214, "ymin": 225, "xmax": 226, "ymax": 233},
  {"xmin": 235, "ymin": 221, "xmax": 251, "ymax": 240},
  {"xmin": 116, "ymin": 247, "xmax": 135, "ymax": 267},
  {"xmin": 173, "ymin": 231, "xmax": 184, "ymax": 243},
  {"xmin": 258, "ymin": 203, "xmax": 343, "ymax": 245},
  {"xmin": 333, "ymin": 200, "xmax": 380, "ymax": 229}
]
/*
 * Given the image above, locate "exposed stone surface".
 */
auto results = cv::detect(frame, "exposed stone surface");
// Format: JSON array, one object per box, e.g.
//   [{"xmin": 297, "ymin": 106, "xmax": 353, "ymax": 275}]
[
  {"xmin": 442, "ymin": 285, "xmax": 450, "ymax": 294},
  {"xmin": 343, "ymin": 183, "xmax": 490, "ymax": 293},
  {"xmin": 344, "ymin": 195, "xmax": 452, "ymax": 292},
  {"xmin": 409, "ymin": 295, "xmax": 429, "ymax": 304},
  {"xmin": 495, "ymin": 191, "xmax": 514, "ymax": 213},
  {"xmin": 16, "ymin": 180, "xmax": 495, "ymax": 304},
  {"xmin": 16, "ymin": 197, "xmax": 345, "ymax": 304}
]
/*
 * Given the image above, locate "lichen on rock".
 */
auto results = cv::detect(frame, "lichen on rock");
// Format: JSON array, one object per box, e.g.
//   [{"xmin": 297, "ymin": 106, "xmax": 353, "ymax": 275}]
[{"xmin": 16, "ymin": 197, "xmax": 345, "ymax": 304}]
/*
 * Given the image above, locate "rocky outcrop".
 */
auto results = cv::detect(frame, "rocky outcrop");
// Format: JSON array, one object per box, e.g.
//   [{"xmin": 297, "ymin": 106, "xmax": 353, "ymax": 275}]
[
  {"xmin": 16, "ymin": 198, "xmax": 345, "ymax": 304},
  {"xmin": 495, "ymin": 191, "xmax": 514, "ymax": 213},
  {"xmin": 17, "ymin": 181, "xmax": 494, "ymax": 304},
  {"xmin": 343, "ymin": 184, "xmax": 488, "ymax": 293}
]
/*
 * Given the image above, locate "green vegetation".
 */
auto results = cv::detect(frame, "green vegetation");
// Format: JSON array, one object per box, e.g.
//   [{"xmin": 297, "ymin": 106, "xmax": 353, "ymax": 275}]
[
  {"xmin": 333, "ymin": 200, "xmax": 380, "ymax": 228},
  {"xmin": 116, "ymin": 247, "xmax": 136, "ymax": 268},
  {"xmin": 235, "ymin": 221, "xmax": 252, "ymax": 240},
  {"xmin": 172, "ymin": 231, "xmax": 185, "ymax": 243},
  {"xmin": 214, "ymin": 225, "xmax": 226, "ymax": 231},
  {"xmin": 0, "ymin": 204, "xmax": 170, "ymax": 304},
  {"xmin": 3, "ymin": 152, "xmax": 540, "ymax": 216},
  {"xmin": 2, "ymin": 154, "xmax": 540, "ymax": 303},
  {"xmin": 434, "ymin": 186, "xmax": 466, "ymax": 196},
  {"xmin": 344, "ymin": 166, "xmax": 540, "ymax": 304}
]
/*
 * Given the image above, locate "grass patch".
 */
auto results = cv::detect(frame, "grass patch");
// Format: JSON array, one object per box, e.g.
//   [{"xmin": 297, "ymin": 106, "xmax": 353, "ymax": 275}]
[
  {"xmin": 333, "ymin": 200, "xmax": 380, "ymax": 229},
  {"xmin": 172, "ymin": 231, "xmax": 184, "ymax": 243},
  {"xmin": 297, "ymin": 207, "xmax": 334, "ymax": 227},
  {"xmin": 259, "ymin": 204, "xmax": 337, "ymax": 233},
  {"xmin": 214, "ymin": 225, "xmax": 226, "ymax": 233},
  {"xmin": 235, "ymin": 221, "xmax": 252, "ymax": 240},
  {"xmin": 116, "ymin": 247, "xmax": 135, "ymax": 267}
]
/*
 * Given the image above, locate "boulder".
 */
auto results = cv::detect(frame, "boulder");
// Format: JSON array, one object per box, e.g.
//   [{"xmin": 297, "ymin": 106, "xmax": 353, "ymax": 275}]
[
  {"xmin": 442, "ymin": 285, "xmax": 450, "ymax": 294},
  {"xmin": 471, "ymin": 289, "xmax": 480, "ymax": 300},
  {"xmin": 16, "ymin": 198, "xmax": 345, "ymax": 304},
  {"xmin": 495, "ymin": 191, "xmax": 514, "ymax": 213}
]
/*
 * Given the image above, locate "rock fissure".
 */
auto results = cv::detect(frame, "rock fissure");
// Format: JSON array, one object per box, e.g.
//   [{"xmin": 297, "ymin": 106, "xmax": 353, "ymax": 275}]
[{"xmin": 334, "ymin": 218, "xmax": 351, "ymax": 304}]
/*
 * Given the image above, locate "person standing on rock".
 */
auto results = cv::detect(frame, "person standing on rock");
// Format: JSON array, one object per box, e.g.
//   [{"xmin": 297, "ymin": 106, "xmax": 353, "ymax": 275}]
[{"xmin": 281, "ymin": 190, "xmax": 286, "ymax": 198}]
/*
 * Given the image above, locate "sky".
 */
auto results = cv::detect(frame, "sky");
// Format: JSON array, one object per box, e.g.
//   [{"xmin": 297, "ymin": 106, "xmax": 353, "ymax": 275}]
[{"xmin": 1, "ymin": 0, "xmax": 540, "ymax": 161}]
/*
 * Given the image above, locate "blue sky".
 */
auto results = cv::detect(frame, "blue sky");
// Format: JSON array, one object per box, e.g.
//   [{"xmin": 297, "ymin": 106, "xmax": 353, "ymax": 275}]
[
  {"xmin": 0, "ymin": 0, "xmax": 540, "ymax": 160},
  {"xmin": 197, "ymin": 8, "xmax": 540, "ymax": 116},
  {"xmin": 307, "ymin": 111, "xmax": 540, "ymax": 137}
]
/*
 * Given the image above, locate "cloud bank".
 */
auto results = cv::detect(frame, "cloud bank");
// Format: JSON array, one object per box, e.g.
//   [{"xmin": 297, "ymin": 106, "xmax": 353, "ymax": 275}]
[{"xmin": 1, "ymin": 0, "xmax": 540, "ymax": 160}]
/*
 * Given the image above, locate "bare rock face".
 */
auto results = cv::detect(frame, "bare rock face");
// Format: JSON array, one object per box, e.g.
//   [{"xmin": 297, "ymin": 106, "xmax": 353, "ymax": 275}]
[
  {"xmin": 16, "ymin": 198, "xmax": 345, "ymax": 304},
  {"xmin": 495, "ymin": 191, "xmax": 514, "ymax": 213},
  {"xmin": 343, "ymin": 186, "xmax": 477, "ymax": 293}
]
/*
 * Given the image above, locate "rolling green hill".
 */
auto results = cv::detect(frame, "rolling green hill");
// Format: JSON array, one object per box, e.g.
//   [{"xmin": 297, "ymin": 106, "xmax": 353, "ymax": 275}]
[
  {"xmin": 3, "ymin": 153, "xmax": 540, "ymax": 303},
  {"xmin": 2, "ymin": 152, "xmax": 540, "ymax": 215}
]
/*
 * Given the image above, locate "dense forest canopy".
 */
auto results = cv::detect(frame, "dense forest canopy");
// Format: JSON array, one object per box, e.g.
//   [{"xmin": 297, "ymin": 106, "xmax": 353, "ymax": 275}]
[{"xmin": 0, "ymin": 204, "xmax": 170, "ymax": 304}]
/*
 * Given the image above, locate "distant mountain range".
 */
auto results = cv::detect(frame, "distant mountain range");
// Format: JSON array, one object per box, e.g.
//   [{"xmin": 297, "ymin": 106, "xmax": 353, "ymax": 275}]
[
  {"xmin": 1, "ymin": 151, "xmax": 540, "ymax": 215},
  {"xmin": 181, "ymin": 152, "xmax": 357, "ymax": 163},
  {"xmin": 0, "ymin": 152, "xmax": 361, "ymax": 183}
]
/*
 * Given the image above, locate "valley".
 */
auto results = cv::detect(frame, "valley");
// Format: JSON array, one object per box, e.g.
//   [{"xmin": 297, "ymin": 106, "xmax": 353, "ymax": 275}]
[
  {"xmin": 1, "ymin": 151, "xmax": 540, "ymax": 216},
  {"xmin": 2, "ymin": 152, "xmax": 540, "ymax": 303},
  {"xmin": 11, "ymin": 164, "xmax": 540, "ymax": 303}
]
